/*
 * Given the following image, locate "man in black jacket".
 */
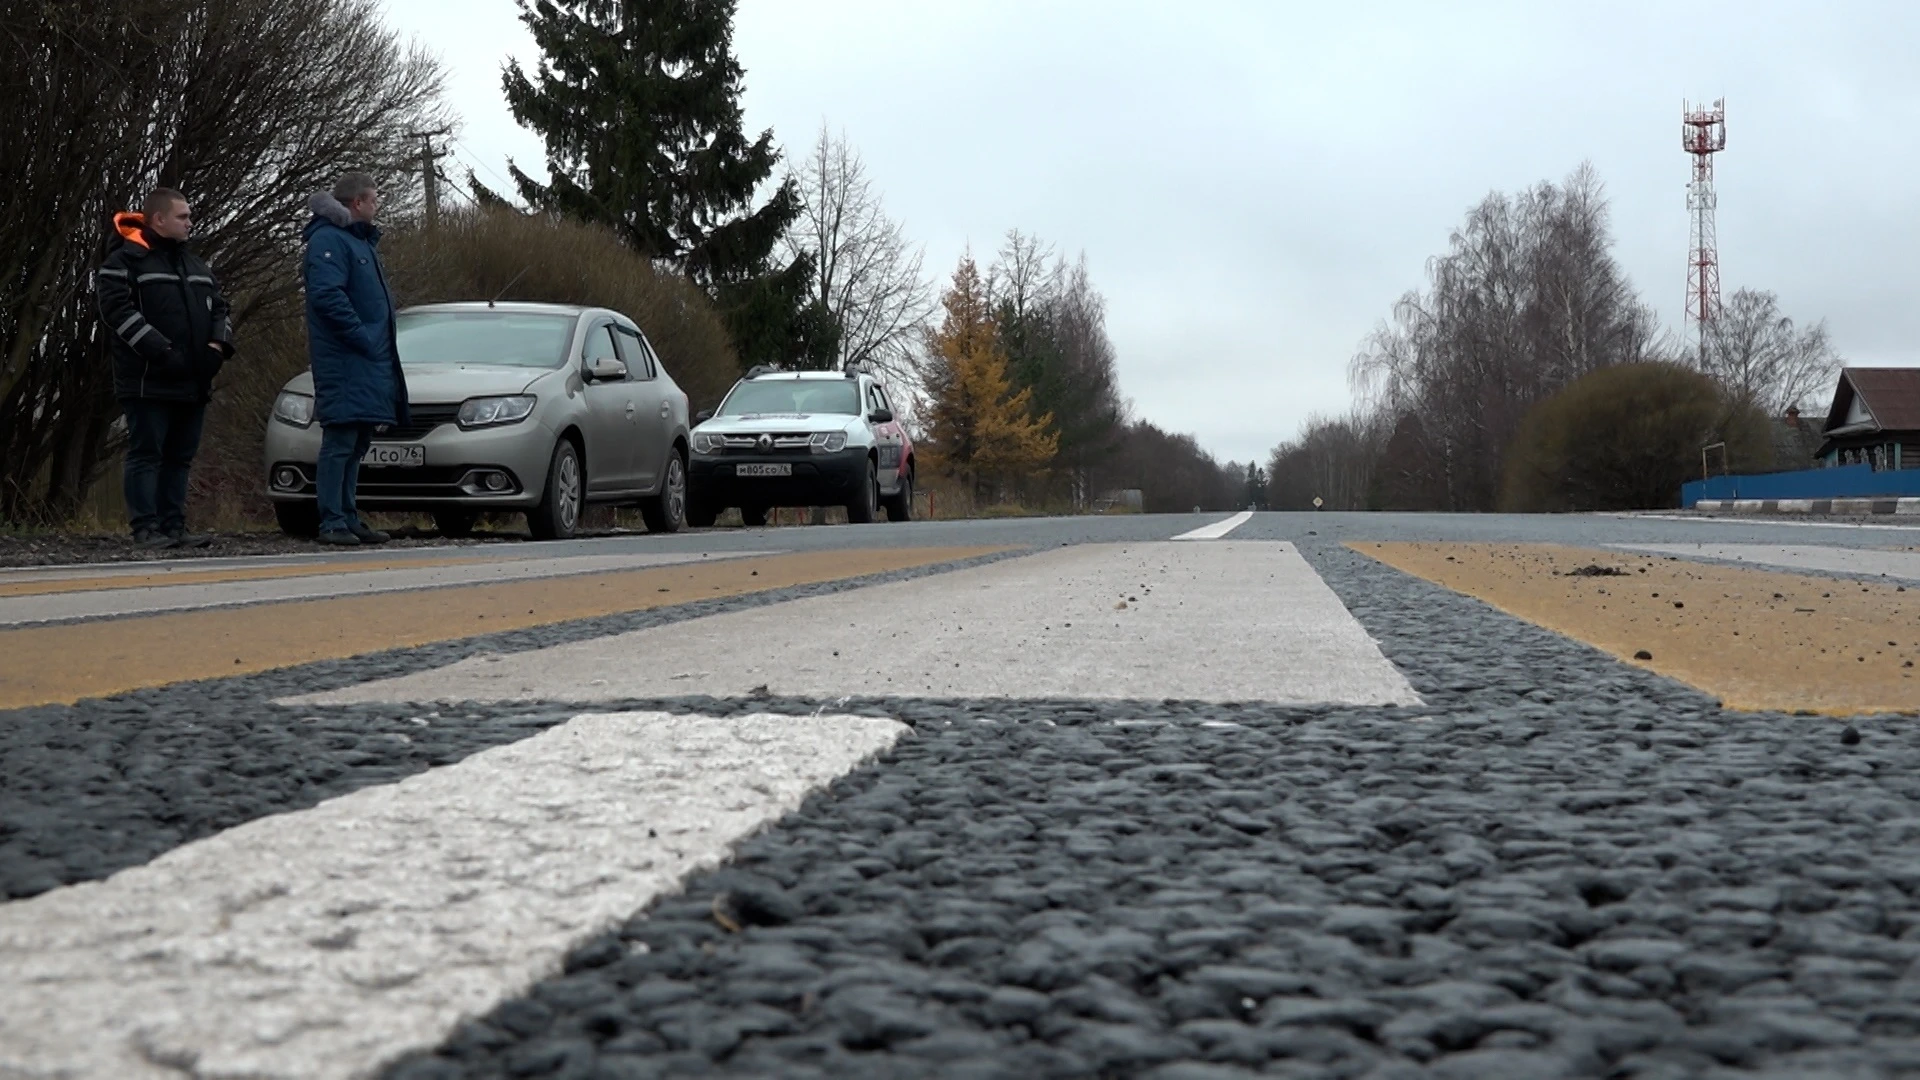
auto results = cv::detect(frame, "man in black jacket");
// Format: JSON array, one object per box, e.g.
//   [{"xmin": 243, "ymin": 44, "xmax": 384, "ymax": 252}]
[{"xmin": 96, "ymin": 188, "xmax": 234, "ymax": 548}]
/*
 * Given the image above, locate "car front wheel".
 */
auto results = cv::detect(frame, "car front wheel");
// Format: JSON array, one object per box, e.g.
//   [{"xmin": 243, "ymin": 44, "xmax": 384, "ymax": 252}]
[
  {"xmin": 528, "ymin": 439, "xmax": 582, "ymax": 540},
  {"xmin": 846, "ymin": 456, "xmax": 878, "ymax": 524},
  {"xmin": 883, "ymin": 468, "xmax": 913, "ymax": 522},
  {"xmin": 640, "ymin": 451, "xmax": 687, "ymax": 534}
]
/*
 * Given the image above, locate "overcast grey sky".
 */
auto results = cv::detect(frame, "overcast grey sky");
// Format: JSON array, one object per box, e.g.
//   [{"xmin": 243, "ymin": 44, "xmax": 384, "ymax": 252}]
[{"xmin": 379, "ymin": 0, "xmax": 1920, "ymax": 467}]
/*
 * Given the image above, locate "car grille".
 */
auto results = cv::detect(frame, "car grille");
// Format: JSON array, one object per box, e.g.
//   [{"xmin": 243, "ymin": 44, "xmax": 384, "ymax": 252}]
[
  {"xmin": 379, "ymin": 404, "xmax": 462, "ymax": 441},
  {"xmin": 717, "ymin": 433, "xmax": 814, "ymax": 456}
]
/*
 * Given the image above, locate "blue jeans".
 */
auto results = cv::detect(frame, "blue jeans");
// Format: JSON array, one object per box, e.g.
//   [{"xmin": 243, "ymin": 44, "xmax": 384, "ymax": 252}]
[
  {"xmin": 316, "ymin": 423, "xmax": 374, "ymax": 534},
  {"xmin": 122, "ymin": 399, "xmax": 205, "ymax": 537}
]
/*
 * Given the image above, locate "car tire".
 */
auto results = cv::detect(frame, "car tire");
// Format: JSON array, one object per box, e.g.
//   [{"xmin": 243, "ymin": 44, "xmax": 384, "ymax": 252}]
[
  {"xmin": 686, "ymin": 501, "xmax": 717, "ymax": 528},
  {"xmin": 846, "ymin": 456, "xmax": 878, "ymax": 524},
  {"xmin": 434, "ymin": 509, "xmax": 478, "ymax": 539},
  {"xmin": 528, "ymin": 439, "xmax": 583, "ymax": 540},
  {"xmin": 274, "ymin": 501, "xmax": 319, "ymax": 538},
  {"xmin": 740, "ymin": 504, "xmax": 769, "ymax": 528},
  {"xmin": 639, "ymin": 450, "xmax": 687, "ymax": 534},
  {"xmin": 883, "ymin": 467, "xmax": 913, "ymax": 522}
]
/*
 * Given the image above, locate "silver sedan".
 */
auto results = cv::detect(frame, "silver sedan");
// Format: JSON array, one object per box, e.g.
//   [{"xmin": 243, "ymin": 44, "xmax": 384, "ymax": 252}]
[{"xmin": 263, "ymin": 302, "xmax": 691, "ymax": 539}]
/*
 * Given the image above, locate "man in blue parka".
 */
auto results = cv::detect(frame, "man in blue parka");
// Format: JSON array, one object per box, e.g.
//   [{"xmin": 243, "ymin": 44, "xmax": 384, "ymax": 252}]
[{"xmin": 302, "ymin": 172, "xmax": 409, "ymax": 545}]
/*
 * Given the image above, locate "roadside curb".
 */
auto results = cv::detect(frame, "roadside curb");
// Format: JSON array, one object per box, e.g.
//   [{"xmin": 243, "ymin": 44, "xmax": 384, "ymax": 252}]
[{"xmin": 1691, "ymin": 497, "xmax": 1920, "ymax": 516}]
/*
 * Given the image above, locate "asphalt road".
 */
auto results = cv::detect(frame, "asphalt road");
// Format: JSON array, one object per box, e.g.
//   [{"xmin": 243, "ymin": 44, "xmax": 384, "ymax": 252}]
[
  {"xmin": 279, "ymin": 508, "xmax": 1920, "ymax": 560},
  {"xmin": 5, "ymin": 509, "xmax": 1920, "ymax": 1079}
]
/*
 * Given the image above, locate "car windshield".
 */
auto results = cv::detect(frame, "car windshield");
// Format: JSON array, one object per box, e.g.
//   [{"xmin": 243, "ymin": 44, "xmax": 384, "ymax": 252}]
[
  {"xmin": 718, "ymin": 379, "xmax": 861, "ymax": 416},
  {"xmin": 396, "ymin": 311, "xmax": 575, "ymax": 369}
]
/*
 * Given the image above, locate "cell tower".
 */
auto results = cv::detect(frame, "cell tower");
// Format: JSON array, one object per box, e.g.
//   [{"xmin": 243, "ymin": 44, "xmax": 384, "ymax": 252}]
[{"xmin": 1682, "ymin": 98, "xmax": 1726, "ymax": 366}]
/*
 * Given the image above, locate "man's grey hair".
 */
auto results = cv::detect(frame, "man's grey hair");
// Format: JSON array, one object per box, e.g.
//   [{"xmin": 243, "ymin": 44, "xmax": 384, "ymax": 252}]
[{"xmin": 331, "ymin": 172, "xmax": 378, "ymax": 204}]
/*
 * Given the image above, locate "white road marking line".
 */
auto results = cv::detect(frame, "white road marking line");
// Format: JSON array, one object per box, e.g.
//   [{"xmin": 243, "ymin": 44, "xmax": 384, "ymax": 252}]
[
  {"xmin": 1172, "ymin": 510, "xmax": 1255, "ymax": 540},
  {"xmin": 1607, "ymin": 542, "xmax": 1920, "ymax": 583},
  {"xmin": 1617, "ymin": 513, "xmax": 1920, "ymax": 532},
  {"xmin": 289, "ymin": 541, "xmax": 1423, "ymax": 708},
  {"xmin": 0, "ymin": 711, "xmax": 904, "ymax": 1080},
  {"xmin": 0, "ymin": 551, "xmax": 774, "ymax": 626}
]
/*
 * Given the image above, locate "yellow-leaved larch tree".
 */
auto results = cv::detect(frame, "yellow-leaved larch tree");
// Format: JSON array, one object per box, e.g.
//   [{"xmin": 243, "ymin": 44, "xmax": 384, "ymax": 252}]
[{"xmin": 922, "ymin": 254, "xmax": 1058, "ymax": 504}]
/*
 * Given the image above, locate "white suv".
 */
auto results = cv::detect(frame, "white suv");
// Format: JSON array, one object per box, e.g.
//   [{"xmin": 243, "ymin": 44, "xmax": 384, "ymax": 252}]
[{"xmin": 687, "ymin": 365, "xmax": 915, "ymax": 526}]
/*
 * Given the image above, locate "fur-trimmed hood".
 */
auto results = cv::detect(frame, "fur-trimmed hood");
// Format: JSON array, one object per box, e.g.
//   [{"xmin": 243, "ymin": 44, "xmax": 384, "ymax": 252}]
[
  {"xmin": 308, "ymin": 191, "xmax": 352, "ymax": 228},
  {"xmin": 304, "ymin": 190, "xmax": 382, "ymax": 244}
]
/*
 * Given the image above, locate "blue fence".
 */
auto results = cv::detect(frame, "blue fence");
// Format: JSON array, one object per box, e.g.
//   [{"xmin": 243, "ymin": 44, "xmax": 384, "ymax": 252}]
[{"xmin": 1681, "ymin": 463, "xmax": 1920, "ymax": 506}]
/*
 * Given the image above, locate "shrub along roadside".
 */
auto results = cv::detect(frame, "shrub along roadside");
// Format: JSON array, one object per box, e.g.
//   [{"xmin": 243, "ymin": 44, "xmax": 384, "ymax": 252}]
[
  {"xmin": 379, "ymin": 207, "xmax": 740, "ymax": 409},
  {"xmin": 1499, "ymin": 361, "xmax": 1772, "ymax": 513}
]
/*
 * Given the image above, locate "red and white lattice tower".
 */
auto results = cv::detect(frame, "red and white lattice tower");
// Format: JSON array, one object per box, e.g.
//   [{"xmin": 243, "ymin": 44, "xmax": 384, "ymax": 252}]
[{"xmin": 1682, "ymin": 99, "xmax": 1726, "ymax": 366}]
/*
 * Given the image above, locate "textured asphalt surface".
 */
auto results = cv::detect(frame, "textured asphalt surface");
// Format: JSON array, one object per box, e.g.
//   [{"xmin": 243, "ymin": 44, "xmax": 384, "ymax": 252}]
[{"xmin": 8, "ymin": 511, "xmax": 1920, "ymax": 1078}]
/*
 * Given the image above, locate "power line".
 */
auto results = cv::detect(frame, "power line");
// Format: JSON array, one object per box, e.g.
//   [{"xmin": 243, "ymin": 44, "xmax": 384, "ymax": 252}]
[{"xmin": 451, "ymin": 138, "xmax": 524, "ymax": 206}]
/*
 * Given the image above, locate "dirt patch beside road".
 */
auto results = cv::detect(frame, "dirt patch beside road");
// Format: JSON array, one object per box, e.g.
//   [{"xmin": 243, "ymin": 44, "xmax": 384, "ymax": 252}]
[{"xmin": 1354, "ymin": 541, "xmax": 1920, "ymax": 716}]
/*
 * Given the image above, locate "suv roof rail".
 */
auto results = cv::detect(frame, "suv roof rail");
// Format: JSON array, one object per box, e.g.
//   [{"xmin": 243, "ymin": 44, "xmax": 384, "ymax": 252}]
[{"xmin": 744, "ymin": 364, "xmax": 781, "ymax": 379}]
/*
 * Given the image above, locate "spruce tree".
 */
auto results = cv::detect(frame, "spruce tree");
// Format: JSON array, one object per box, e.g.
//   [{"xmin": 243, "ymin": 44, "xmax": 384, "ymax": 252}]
[{"xmin": 501, "ymin": 0, "xmax": 835, "ymax": 369}]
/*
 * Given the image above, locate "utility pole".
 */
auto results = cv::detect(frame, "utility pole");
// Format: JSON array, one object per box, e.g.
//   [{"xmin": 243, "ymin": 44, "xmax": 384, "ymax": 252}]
[
  {"xmin": 420, "ymin": 134, "xmax": 439, "ymax": 230},
  {"xmin": 408, "ymin": 127, "xmax": 454, "ymax": 230}
]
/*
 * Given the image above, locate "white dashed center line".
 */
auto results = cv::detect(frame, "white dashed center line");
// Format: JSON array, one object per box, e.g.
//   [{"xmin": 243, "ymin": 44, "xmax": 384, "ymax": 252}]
[{"xmin": 1172, "ymin": 510, "xmax": 1254, "ymax": 540}]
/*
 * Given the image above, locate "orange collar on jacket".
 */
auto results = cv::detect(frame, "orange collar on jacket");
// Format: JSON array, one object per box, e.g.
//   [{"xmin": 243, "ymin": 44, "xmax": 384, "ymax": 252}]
[{"xmin": 113, "ymin": 212, "xmax": 150, "ymax": 250}]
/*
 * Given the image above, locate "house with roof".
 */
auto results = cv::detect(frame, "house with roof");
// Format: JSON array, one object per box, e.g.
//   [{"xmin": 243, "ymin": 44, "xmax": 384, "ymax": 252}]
[
  {"xmin": 1769, "ymin": 405, "xmax": 1823, "ymax": 470},
  {"xmin": 1817, "ymin": 367, "xmax": 1920, "ymax": 471}
]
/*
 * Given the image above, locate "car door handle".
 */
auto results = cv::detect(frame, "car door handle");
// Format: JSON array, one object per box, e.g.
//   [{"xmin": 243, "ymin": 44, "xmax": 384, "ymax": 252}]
[{"xmin": 624, "ymin": 402, "xmax": 636, "ymax": 419}]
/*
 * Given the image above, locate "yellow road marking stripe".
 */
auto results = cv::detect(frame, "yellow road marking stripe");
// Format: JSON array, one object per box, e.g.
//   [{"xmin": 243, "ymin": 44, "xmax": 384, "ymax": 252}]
[
  {"xmin": 0, "ymin": 546, "xmax": 1008, "ymax": 709},
  {"xmin": 0, "ymin": 556, "xmax": 500, "ymax": 598},
  {"xmin": 1354, "ymin": 541, "xmax": 1920, "ymax": 716}
]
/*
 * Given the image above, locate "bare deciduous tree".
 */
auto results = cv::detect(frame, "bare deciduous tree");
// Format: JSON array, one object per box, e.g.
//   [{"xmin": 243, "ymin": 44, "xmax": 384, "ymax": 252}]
[
  {"xmin": 781, "ymin": 124, "xmax": 934, "ymax": 392},
  {"xmin": 987, "ymin": 229, "xmax": 1060, "ymax": 325},
  {"xmin": 1343, "ymin": 162, "xmax": 1662, "ymax": 511},
  {"xmin": 1696, "ymin": 287, "xmax": 1841, "ymax": 415}
]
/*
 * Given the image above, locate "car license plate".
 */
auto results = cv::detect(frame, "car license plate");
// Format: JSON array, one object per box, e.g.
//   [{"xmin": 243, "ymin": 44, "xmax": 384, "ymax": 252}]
[
  {"xmin": 362, "ymin": 444, "xmax": 424, "ymax": 468},
  {"xmin": 736, "ymin": 463, "xmax": 791, "ymax": 477}
]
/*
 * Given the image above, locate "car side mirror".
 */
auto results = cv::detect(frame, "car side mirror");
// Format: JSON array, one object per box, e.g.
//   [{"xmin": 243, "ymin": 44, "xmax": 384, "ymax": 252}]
[
  {"xmin": 587, "ymin": 356, "xmax": 625, "ymax": 381},
  {"xmin": 695, "ymin": 409, "xmax": 713, "ymax": 424},
  {"xmin": 869, "ymin": 408, "xmax": 894, "ymax": 424}
]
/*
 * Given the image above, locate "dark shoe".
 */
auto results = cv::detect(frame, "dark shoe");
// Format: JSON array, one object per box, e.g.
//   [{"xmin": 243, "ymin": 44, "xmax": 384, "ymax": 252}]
[
  {"xmin": 317, "ymin": 530, "xmax": 362, "ymax": 546},
  {"xmin": 134, "ymin": 530, "xmax": 176, "ymax": 550},
  {"xmin": 166, "ymin": 530, "xmax": 212, "ymax": 549},
  {"xmin": 349, "ymin": 522, "xmax": 390, "ymax": 545}
]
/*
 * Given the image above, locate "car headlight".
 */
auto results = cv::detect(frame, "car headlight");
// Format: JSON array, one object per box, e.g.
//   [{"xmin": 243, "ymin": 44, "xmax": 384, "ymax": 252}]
[
  {"xmin": 458, "ymin": 395, "xmax": 537, "ymax": 428},
  {"xmin": 809, "ymin": 432, "xmax": 848, "ymax": 453},
  {"xmin": 272, "ymin": 391, "xmax": 314, "ymax": 428},
  {"xmin": 691, "ymin": 431, "xmax": 724, "ymax": 454}
]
